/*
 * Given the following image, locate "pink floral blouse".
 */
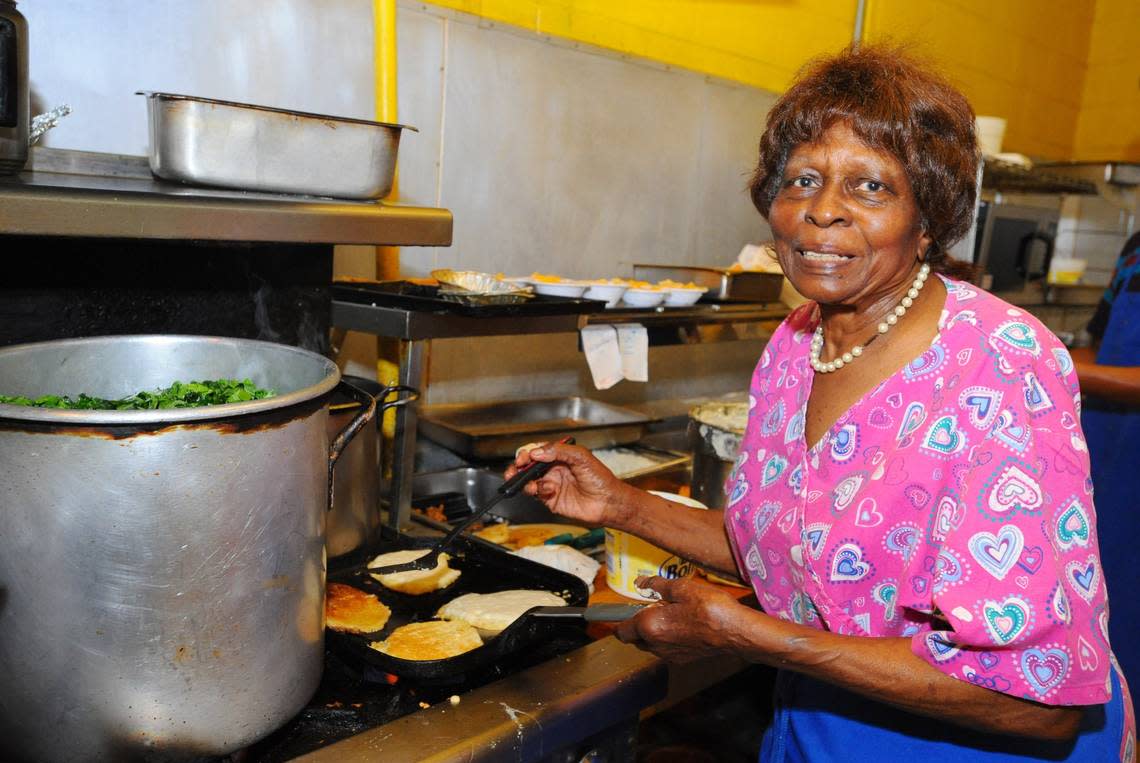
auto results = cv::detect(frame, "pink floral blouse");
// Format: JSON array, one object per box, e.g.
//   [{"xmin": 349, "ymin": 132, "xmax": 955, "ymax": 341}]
[{"xmin": 726, "ymin": 276, "xmax": 1132, "ymax": 720}]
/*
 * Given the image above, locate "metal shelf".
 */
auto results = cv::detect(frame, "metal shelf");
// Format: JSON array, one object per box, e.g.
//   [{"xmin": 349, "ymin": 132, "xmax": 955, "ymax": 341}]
[
  {"xmin": 982, "ymin": 158, "xmax": 1098, "ymax": 196},
  {"xmin": 333, "ymin": 296, "xmax": 789, "ymax": 533},
  {"xmin": 0, "ymin": 148, "xmax": 453, "ymax": 245},
  {"xmin": 333, "ymin": 299, "xmax": 789, "ymax": 342}
]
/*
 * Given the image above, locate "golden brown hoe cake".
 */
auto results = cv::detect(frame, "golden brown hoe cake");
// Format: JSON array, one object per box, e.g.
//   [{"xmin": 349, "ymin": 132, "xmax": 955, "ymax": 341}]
[
  {"xmin": 436, "ymin": 589, "xmax": 567, "ymax": 637},
  {"xmin": 370, "ymin": 620, "xmax": 483, "ymax": 661},
  {"xmin": 324, "ymin": 583, "xmax": 392, "ymax": 634},
  {"xmin": 367, "ymin": 549, "xmax": 462, "ymax": 595}
]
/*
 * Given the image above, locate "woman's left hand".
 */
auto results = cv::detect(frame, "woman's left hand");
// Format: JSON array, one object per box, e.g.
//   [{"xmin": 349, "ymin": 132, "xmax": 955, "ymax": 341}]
[{"xmin": 614, "ymin": 576, "xmax": 750, "ymax": 663}]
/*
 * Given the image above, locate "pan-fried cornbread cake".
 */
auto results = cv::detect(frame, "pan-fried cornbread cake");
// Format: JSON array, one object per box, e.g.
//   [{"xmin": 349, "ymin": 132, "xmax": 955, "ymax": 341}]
[
  {"xmin": 325, "ymin": 583, "xmax": 392, "ymax": 634},
  {"xmin": 370, "ymin": 619, "xmax": 483, "ymax": 660},
  {"xmin": 436, "ymin": 589, "xmax": 567, "ymax": 637},
  {"xmin": 367, "ymin": 549, "xmax": 462, "ymax": 595}
]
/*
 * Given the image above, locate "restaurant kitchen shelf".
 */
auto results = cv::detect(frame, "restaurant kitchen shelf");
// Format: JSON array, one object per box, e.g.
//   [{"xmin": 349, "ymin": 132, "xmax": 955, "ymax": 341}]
[
  {"xmin": 333, "ymin": 296, "xmax": 789, "ymax": 533},
  {"xmin": 982, "ymin": 157, "xmax": 1098, "ymax": 196},
  {"xmin": 332, "ymin": 299, "xmax": 788, "ymax": 342},
  {"xmin": 0, "ymin": 148, "xmax": 453, "ymax": 245}
]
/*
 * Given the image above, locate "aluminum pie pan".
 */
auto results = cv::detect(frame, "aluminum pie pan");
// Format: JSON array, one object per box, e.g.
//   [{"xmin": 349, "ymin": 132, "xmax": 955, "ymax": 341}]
[{"xmin": 137, "ymin": 91, "xmax": 416, "ymax": 199}]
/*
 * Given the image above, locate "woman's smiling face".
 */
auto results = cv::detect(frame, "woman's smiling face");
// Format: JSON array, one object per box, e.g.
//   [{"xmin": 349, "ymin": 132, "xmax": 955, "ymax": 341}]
[{"xmin": 768, "ymin": 122, "xmax": 933, "ymax": 310}]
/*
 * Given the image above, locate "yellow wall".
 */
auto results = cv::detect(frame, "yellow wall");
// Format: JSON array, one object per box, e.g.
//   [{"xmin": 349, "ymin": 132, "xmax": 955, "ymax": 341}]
[
  {"xmin": 863, "ymin": 0, "xmax": 1094, "ymax": 160},
  {"xmin": 1074, "ymin": 0, "xmax": 1140, "ymax": 162},
  {"xmin": 422, "ymin": 0, "xmax": 1137, "ymax": 162},
  {"xmin": 422, "ymin": 0, "xmax": 856, "ymax": 95}
]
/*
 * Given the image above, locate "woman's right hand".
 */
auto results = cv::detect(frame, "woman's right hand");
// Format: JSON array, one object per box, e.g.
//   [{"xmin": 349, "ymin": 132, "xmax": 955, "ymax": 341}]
[{"xmin": 505, "ymin": 442, "xmax": 633, "ymax": 527}]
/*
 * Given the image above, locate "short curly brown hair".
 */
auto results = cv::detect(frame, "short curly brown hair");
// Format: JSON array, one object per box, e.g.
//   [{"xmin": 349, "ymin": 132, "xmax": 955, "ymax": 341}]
[{"xmin": 750, "ymin": 45, "xmax": 979, "ymax": 279}]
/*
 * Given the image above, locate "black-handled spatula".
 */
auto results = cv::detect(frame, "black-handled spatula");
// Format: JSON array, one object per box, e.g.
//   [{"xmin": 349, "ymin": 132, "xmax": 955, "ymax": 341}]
[{"xmin": 369, "ymin": 436, "xmax": 574, "ymax": 575}]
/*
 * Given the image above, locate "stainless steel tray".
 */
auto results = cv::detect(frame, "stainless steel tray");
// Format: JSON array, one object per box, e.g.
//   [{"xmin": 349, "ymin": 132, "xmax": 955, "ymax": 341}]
[
  {"xmin": 632, "ymin": 264, "xmax": 783, "ymax": 302},
  {"xmin": 418, "ymin": 397, "xmax": 651, "ymax": 459},
  {"xmin": 137, "ymin": 91, "xmax": 415, "ymax": 199}
]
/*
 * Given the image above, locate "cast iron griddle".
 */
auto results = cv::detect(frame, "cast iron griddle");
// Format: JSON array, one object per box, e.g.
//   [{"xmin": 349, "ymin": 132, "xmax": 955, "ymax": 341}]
[{"xmin": 326, "ymin": 532, "xmax": 590, "ymax": 683}]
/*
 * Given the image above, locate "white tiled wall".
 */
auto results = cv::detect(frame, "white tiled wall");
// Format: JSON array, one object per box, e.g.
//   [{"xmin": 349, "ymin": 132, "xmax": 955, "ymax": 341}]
[{"xmin": 394, "ymin": 3, "xmax": 781, "ymax": 405}]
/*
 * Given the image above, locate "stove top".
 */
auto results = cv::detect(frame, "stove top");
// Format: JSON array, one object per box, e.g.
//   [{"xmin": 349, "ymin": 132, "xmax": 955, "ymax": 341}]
[{"xmin": 240, "ymin": 629, "xmax": 591, "ymax": 761}]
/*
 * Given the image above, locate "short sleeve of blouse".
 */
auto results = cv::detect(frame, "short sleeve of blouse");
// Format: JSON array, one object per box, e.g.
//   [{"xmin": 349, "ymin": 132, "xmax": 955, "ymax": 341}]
[{"xmin": 907, "ymin": 333, "xmax": 1114, "ymax": 706}]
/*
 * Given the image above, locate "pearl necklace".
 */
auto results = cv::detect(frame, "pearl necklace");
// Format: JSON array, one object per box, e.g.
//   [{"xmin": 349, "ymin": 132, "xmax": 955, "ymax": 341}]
[{"xmin": 810, "ymin": 263, "xmax": 931, "ymax": 374}]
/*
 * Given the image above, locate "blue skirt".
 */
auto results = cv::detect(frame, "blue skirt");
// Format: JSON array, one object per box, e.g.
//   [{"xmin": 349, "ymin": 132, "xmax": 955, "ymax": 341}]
[{"xmin": 759, "ymin": 666, "xmax": 1130, "ymax": 762}]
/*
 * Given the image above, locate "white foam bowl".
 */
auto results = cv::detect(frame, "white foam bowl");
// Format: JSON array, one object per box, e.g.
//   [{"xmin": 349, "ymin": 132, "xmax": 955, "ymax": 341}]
[
  {"xmin": 583, "ymin": 282, "xmax": 628, "ymax": 307},
  {"xmin": 621, "ymin": 288, "xmax": 665, "ymax": 308},
  {"xmin": 662, "ymin": 287, "xmax": 707, "ymax": 307},
  {"xmin": 533, "ymin": 281, "xmax": 587, "ymax": 298}
]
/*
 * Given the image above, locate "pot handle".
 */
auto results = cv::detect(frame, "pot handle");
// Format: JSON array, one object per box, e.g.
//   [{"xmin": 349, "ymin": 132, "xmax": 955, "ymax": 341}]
[
  {"xmin": 377, "ymin": 384, "xmax": 419, "ymax": 413},
  {"xmin": 327, "ymin": 379, "xmax": 378, "ymax": 513}
]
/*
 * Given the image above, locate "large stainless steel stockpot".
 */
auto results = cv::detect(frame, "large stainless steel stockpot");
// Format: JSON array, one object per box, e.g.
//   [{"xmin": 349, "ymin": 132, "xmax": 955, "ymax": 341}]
[
  {"xmin": 688, "ymin": 401, "xmax": 749, "ymax": 509},
  {"xmin": 0, "ymin": 335, "xmax": 375, "ymax": 762}
]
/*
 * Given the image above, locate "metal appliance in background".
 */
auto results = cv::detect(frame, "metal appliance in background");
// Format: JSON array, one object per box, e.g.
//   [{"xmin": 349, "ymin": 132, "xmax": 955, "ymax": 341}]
[
  {"xmin": 0, "ymin": 335, "xmax": 375, "ymax": 762},
  {"xmin": 326, "ymin": 375, "xmax": 418, "ymax": 558},
  {"xmin": 137, "ymin": 91, "xmax": 415, "ymax": 198},
  {"xmin": 973, "ymin": 200, "xmax": 1059, "ymax": 292},
  {"xmin": 687, "ymin": 401, "xmax": 749, "ymax": 509},
  {"xmin": 0, "ymin": 0, "xmax": 28, "ymax": 174}
]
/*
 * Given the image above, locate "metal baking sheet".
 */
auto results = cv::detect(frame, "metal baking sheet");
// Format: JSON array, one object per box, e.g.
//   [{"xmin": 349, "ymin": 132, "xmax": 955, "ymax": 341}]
[
  {"xmin": 418, "ymin": 397, "xmax": 650, "ymax": 459},
  {"xmin": 138, "ymin": 91, "xmax": 415, "ymax": 199},
  {"xmin": 632, "ymin": 264, "xmax": 783, "ymax": 303}
]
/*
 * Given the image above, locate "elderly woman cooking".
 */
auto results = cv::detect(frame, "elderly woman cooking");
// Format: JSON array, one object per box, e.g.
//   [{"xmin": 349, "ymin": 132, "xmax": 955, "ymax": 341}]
[{"xmin": 509, "ymin": 47, "xmax": 1134, "ymax": 761}]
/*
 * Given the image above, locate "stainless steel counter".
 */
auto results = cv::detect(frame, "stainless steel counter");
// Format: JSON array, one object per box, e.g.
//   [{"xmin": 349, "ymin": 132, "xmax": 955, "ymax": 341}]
[
  {"xmin": 295, "ymin": 637, "xmax": 668, "ymax": 762},
  {"xmin": 0, "ymin": 148, "xmax": 453, "ymax": 246}
]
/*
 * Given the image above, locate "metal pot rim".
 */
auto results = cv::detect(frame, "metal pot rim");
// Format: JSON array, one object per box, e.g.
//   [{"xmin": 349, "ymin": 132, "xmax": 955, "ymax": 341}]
[{"xmin": 0, "ymin": 334, "xmax": 340, "ymax": 425}]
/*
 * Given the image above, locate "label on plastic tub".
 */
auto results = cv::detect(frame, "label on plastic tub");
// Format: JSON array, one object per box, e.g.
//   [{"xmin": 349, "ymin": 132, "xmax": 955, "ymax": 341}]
[{"xmin": 604, "ymin": 491, "xmax": 706, "ymax": 601}]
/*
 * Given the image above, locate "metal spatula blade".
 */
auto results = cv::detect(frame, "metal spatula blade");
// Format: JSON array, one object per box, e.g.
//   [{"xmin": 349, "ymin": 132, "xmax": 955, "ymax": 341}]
[{"xmin": 368, "ymin": 437, "xmax": 574, "ymax": 575}]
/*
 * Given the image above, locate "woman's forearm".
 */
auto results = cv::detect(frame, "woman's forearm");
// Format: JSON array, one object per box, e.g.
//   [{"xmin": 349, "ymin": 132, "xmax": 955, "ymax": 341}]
[
  {"xmin": 610, "ymin": 489, "xmax": 740, "ymax": 577},
  {"xmin": 718, "ymin": 605, "xmax": 1084, "ymax": 742}
]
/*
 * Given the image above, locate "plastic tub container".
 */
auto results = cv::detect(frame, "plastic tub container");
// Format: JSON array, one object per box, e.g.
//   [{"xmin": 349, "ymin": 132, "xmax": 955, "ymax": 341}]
[
  {"xmin": 604, "ymin": 491, "xmax": 706, "ymax": 601},
  {"xmin": 1048, "ymin": 257, "xmax": 1088, "ymax": 285},
  {"xmin": 975, "ymin": 115, "xmax": 1007, "ymax": 156}
]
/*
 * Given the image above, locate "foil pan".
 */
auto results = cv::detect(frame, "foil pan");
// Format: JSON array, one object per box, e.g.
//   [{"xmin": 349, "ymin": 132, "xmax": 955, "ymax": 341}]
[{"xmin": 432, "ymin": 269, "xmax": 533, "ymax": 305}]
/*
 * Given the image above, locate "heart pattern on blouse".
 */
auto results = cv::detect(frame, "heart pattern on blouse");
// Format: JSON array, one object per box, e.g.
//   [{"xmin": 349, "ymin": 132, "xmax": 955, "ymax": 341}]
[
  {"xmin": 896, "ymin": 402, "xmax": 927, "ymax": 443},
  {"xmin": 1065, "ymin": 556, "xmax": 1100, "ymax": 603},
  {"xmin": 993, "ymin": 320, "xmax": 1040, "ymax": 355},
  {"xmin": 884, "ymin": 525, "xmax": 920, "ymax": 561},
  {"xmin": 829, "ymin": 542, "xmax": 872, "ymax": 582},
  {"xmin": 1023, "ymin": 372, "xmax": 1054, "ymax": 414},
  {"xmin": 1021, "ymin": 647, "xmax": 1069, "ymax": 696},
  {"xmin": 803, "ymin": 522, "xmax": 831, "ymax": 559},
  {"xmin": 925, "ymin": 633, "xmax": 960, "ymax": 662},
  {"xmin": 987, "ymin": 463, "xmax": 1044, "ymax": 515},
  {"xmin": 1077, "ymin": 635, "xmax": 1099, "ymax": 672},
  {"xmin": 831, "ymin": 474, "xmax": 865, "ymax": 513},
  {"xmin": 992, "ymin": 410, "xmax": 1032, "ymax": 452},
  {"xmin": 968, "ymin": 525, "xmax": 1024, "ymax": 580},
  {"xmin": 983, "ymin": 596, "xmax": 1031, "ymax": 645},
  {"xmin": 921, "ymin": 415, "xmax": 966, "ymax": 456},
  {"xmin": 1056, "ymin": 501, "xmax": 1091, "ymax": 549},
  {"xmin": 853, "ymin": 498, "xmax": 883, "ymax": 528},
  {"xmin": 959, "ymin": 385, "xmax": 1003, "ymax": 431},
  {"xmin": 761, "ymin": 455, "xmax": 788, "ymax": 487}
]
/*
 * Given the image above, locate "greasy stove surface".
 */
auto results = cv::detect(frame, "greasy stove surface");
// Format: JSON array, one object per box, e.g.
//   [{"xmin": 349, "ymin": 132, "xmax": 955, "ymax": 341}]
[{"xmin": 244, "ymin": 632, "xmax": 591, "ymax": 761}]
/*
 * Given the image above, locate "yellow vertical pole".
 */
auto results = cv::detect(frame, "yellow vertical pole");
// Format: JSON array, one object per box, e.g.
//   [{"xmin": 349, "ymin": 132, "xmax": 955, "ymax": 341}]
[
  {"xmin": 375, "ymin": 0, "xmax": 400, "ymax": 280},
  {"xmin": 374, "ymin": 0, "xmax": 402, "ymax": 440}
]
